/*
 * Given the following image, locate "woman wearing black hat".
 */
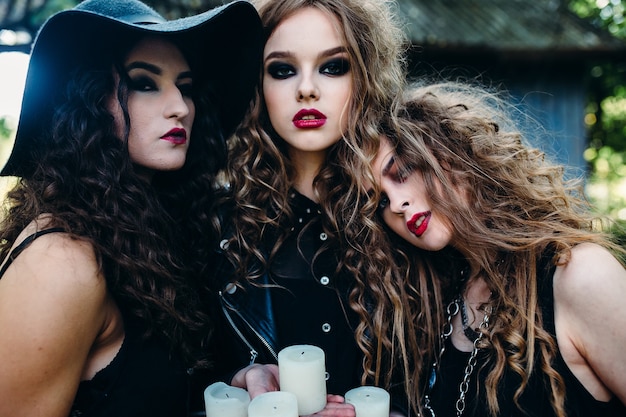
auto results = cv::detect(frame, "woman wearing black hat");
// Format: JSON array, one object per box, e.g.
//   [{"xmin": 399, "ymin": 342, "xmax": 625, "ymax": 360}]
[{"xmin": 0, "ymin": 0, "xmax": 261, "ymax": 416}]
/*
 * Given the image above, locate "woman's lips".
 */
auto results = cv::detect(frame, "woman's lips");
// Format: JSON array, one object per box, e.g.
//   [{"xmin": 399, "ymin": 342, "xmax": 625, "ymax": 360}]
[
  {"xmin": 292, "ymin": 108, "xmax": 327, "ymax": 129},
  {"xmin": 407, "ymin": 211, "xmax": 431, "ymax": 237},
  {"xmin": 161, "ymin": 127, "xmax": 187, "ymax": 145}
]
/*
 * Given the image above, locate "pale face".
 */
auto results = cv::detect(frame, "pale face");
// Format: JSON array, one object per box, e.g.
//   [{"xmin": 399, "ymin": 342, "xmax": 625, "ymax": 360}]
[
  {"xmin": 372, "ymin": 137, "xmax": 453, "ymax": 251},
  {"xmin": 109, "ymin": 36, "xmax": 195, "ymax": 181},
  {"xmin": 262, "ymin": 7, "xmax": 352, "ymax": 166}
]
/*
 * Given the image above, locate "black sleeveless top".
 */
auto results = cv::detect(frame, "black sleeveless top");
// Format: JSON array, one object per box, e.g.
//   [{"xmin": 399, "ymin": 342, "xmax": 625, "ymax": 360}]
[
  {"xmin": 427, "ymin": 252, "xmax": 626, "ymax": 417},
  {"xmin": 1, "ymin": 229, "xmax": 189, "ymax": 417}
]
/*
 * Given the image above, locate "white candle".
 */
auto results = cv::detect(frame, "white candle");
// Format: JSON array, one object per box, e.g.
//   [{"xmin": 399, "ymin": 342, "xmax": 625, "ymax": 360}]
[
  {"xmin": 204, "ymin": 381, "xmax": 250, "ymax": 417},
  {"xmin": 248, "ymin": 391, "xmax": 299, "ymax": 417},
  {"xmin": 278, "ymin": 344, "xmax": 327, "ymax": 415},
  {"xmin": 345, "ymin": 386, "xmax": 390, "ymax": 417}
]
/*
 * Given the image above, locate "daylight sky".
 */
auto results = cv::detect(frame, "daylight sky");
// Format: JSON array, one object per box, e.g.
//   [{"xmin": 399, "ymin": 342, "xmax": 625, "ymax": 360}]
[{"xmin": 0, "ymin": 52, "xmax": 29, "ymax": 122}]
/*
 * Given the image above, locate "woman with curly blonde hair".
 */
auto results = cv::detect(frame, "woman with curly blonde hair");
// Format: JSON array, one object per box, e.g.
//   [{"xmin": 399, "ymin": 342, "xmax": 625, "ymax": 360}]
[
  {"xmin": 204, "ymin": 0, "xmax": 408, "ymax": 415},
  {"xmin": 366, "ymin": 81, "xmax": 626, "ymax": 417}
]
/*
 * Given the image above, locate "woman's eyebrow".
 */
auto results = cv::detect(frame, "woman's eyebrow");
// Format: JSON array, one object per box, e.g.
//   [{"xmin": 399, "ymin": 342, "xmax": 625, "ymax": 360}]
[
  {"xmin": 125, "ymin": 61, "xmax": 161, "ymax": 75},
  {"xmin": 125, "ymin": 62, "xmax": 192, "ymax": 81}
]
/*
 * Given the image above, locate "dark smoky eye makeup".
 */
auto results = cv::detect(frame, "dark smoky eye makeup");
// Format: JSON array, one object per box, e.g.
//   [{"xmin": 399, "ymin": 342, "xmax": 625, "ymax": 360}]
[
  {"xmin": 387, "ymin": 156, "xmax": 416, "ymax": 183},
  {"xmin": 128, "ymin": 74, "xmax": 156, "ymax": 91},
  {"xmin": 266, "ymin": 61, "xmax": 296, "ymax": 79},
  {"xmin": 177, "ymin": 82, "xmax": 194, "ymax": 98},
  {"xmin": 382, "ymin": 156, "xmax": 399, "ymax": 179},
  {"xmin": 321, "ymin": 57, "xmax": 350, "ymax": 76}
]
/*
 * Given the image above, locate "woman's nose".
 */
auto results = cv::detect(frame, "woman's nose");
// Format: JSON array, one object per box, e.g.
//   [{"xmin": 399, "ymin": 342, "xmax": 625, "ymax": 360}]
[
  {"xmin": 164, "ymin": 86, "xmax": 190, "ymax": 119},
  {"xmin": 389, "ymin": 194, "xmax": 410, "ymax": 214},
  {"xmin": 296, "ymin": 74, "xmax": 319, "ymax": 101}
]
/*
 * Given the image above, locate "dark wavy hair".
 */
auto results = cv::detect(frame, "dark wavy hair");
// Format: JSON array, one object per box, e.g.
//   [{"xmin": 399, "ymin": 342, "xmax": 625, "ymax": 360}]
[
  {"xmin": 219, "ymin": 0, "xmax": 407, "ymax": 388},
  {"xmin": 0, "ymin": 35, "xmax": 224, "ymax": 368}
]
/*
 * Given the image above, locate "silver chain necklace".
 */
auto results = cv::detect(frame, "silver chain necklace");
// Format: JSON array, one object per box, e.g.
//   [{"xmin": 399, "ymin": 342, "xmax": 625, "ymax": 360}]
[{"xmin": 422, "ymin": 297, "xmax": 492, "ymax": 417}]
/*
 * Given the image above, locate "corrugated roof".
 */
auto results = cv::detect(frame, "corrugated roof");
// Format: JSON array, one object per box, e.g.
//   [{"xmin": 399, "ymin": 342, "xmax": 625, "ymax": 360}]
[{"xmin": 398, "ymin": 0, "xmax": 626, "ymax": 56}]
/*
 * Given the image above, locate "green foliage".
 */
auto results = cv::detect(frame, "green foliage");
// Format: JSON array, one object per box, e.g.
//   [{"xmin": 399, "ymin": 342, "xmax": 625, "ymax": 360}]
[
  {"xmin": 569, "ymin": 0, "xmax": 626, "ymax": 38},
  {"xmin": 611, "ymin": 220, "xmax": 626, "ymax": 248},
  {"xmin": 585, "ymin": 69, "xmax": 626, "ymax": 152},
  {"xmin": 585, "ymin": 146, "xmax": 626, "ymax": 220},
  {"xmin": 31, "ymin": 0, "xmax": 81, "ymax": 27},
  {"xmin": 568, "ymin": 0, "xmax": 626, "ymax": 226},
  {"xmin": 568, "ymin": 0, "xmax": 626, "ymax": 152},
  {"xmin": 0, "ymin": 118, "xmax": 12, "ymax": 140}
]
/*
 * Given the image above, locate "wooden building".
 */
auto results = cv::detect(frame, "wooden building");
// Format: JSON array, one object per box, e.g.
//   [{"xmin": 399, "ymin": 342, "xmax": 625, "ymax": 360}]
[
  {"xmin": 397, "ymin": 0, "xmax": 626, "ymax": 174},
  {"xmin": 2, "ymin": 0, "xmax": 626, "ymax": 174}
]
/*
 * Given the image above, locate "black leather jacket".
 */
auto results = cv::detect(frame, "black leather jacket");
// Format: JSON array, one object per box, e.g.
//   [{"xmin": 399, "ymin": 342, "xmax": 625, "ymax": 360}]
[
  {"xmin": 189, "ymin": 233, "xmax": 278, "ymax": 416},
  {"xmin": 211, "ymin": 238, "xmax": 280, "ymax": 370},
  {"xmin": 194, "ymin": 192, "xmax": 408, "ymax": 415},
  {"xmin": 206, "ymin": 191, "xmax": 364, "ymax": 394},
  {"xmin": 205, "ymin": 236, "xmax": 411, "ymax": 416}
]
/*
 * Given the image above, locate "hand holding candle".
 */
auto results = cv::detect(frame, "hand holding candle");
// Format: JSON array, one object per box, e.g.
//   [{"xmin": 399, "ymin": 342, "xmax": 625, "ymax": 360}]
[
  {"xmin": 345, "ymin": 386, "xmax": 390, "ymax": 417},
  {"xmin": 248, "ymin": 391, "xmax": 299, "ymax": 417},
  {"xmin": 278, "ymin": 344, "xmax": 327, "ymax": 415},
  {"xmin": 204, "ymin": 381, "xmax": 250, "ymax": 417}
]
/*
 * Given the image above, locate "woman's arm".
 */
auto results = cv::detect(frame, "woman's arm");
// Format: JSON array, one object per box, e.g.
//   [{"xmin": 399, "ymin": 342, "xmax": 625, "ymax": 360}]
[
  {"xmin": 0, "ymin": 233, "xmax": 108, "ymax": 417},
  {"xmin": 554, "ymin": 242, "xmax": 626, "ymax": 405}
]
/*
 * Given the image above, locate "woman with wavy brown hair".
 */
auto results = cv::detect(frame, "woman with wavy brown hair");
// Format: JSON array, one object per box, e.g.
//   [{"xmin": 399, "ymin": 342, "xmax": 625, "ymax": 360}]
[
  {"xmin": 205, "ymin": 0, "xmax": 408, "ymax": 415},
  {"xmin": 366, "ymin": 81, "xmax": 626, "ymax": 417},
  {"xmin": 0, "ymin": 0, "xmax": 262, "ymax": 415}
]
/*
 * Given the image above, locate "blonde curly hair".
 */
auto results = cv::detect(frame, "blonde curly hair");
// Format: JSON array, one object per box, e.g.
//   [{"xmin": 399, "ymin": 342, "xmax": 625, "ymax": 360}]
[
  {"xmin": 358, "ymin": 81, "xmax": 626, "ymax": 416},
  {"xmin": 218, "ymin": 0, "xmax": 408, "ymax": 391}
]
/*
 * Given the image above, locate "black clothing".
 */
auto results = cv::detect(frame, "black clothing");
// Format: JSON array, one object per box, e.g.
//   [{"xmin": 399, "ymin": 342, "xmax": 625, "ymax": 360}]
[
  {"xmin": 71, "ymin": 317, "xmax": 188, "ymax": 417},
  {"xmin": 427, "ymin": 252, "xmax": 626, "ymax": 417},
  {"xmin": 206, "ymin": 190, "xmax": 362, "ymax": 394},
  {"xmin": 0, "ymin": 229, "xmax": 189, "ymax": 417}
]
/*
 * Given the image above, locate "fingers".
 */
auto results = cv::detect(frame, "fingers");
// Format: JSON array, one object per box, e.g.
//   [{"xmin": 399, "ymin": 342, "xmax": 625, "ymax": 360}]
[
  {"xmin": 245, "ymin": 364, "xmax": 280, "ymax": 398},
  {"xmin": 325, "ymin": 394, "xmax": 347, "ymax": 403},
  {"xmin": 304, "ymin": 395, "xmax": 356, "ymax": 417},
  {"xmin": 230, "ymin": 363, "xmax": 281, "ymax": 398}
]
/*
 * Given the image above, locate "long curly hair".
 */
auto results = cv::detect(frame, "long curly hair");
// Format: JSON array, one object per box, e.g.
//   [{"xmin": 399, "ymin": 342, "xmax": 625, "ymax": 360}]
[
  {"xmin": 220, "ymin": 0, "xmax": 407, "ymax": 387},
  {"xmin": 0, "ymin": 35, "xmax": 224, "ymax": 368},
  {"xmin": 361, "ymin": 81, "xmax": 626, "ymax": 416}
]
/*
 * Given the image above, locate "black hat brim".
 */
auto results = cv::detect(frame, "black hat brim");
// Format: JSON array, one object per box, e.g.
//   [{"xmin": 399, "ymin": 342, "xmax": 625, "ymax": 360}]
[{"xmin": 1, "ymin": 0, "xmax": 263, "ymax": 178}]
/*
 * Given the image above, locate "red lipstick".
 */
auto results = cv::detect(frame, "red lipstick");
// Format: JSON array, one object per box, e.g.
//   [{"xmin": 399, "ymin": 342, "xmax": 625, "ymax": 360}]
[
  {"xmin": 292, "ymin": 109, "xmax": 327, "ymax": 129},
  {"xmin": 161, "ymin": 128, "xmax": 187, "ymax": 145},
  {"xmin": 407, "ymin": 211, "xmax": 431, "ymax": 237}
]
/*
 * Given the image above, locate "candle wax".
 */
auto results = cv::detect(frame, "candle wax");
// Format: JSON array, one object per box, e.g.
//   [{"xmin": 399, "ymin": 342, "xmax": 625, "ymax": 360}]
[
  {"xmin": 248, "ymin": 391, "xmax": 299, "ymax": 417},
  {"xmin": 345, "ymin": 386, "xmax": 390, "ymax": 417},
  {"xmin": 278, "ymin": 344, "xmax": 327, "ymax": 415},
  {"xmin": 204, "ymin": 381, "xmax": 250, "ymax": 417}
]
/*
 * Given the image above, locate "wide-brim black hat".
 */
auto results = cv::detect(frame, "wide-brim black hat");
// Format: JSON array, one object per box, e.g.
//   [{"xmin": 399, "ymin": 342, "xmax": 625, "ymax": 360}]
[{"xmin": 1, "ymin": 0, "xmax": 263, "ymax": 178}]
